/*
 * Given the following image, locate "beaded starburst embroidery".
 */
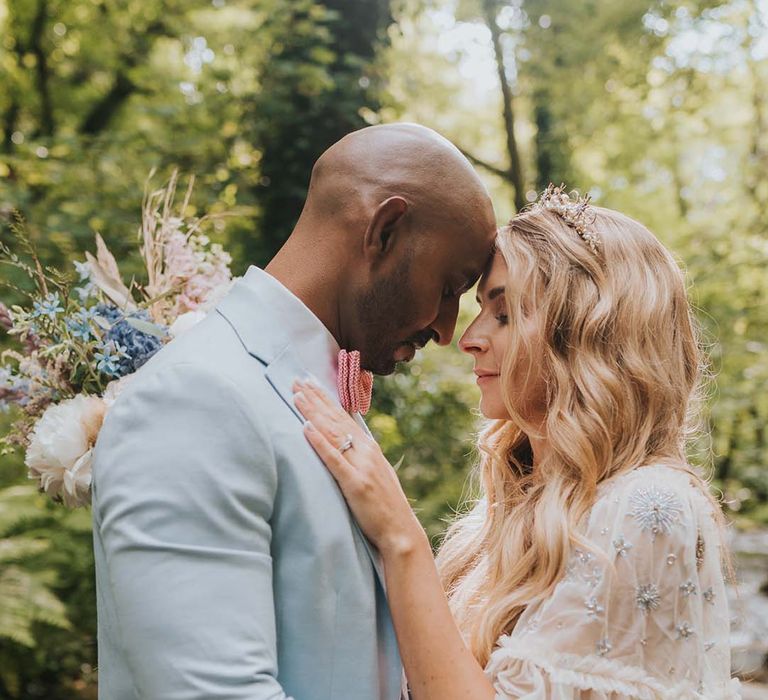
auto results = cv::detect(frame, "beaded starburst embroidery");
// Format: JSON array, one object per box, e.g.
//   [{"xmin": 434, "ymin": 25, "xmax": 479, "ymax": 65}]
[
  {"xmin": 629, "ymin": 485, "xmax": 683, "ymax": 538},
  {"xmin": 636, "ymin": 583, "xmax": 661, "ymax": 613},
  {"xmin": 534, "ymin": 184, "xmax": 601, "ymax": 254}
]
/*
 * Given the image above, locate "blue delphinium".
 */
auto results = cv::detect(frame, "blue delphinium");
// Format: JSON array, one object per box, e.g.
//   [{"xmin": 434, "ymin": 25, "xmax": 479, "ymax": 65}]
[
  {"xmin": 31, "ymin": 292, "xmax": 65, "ymax": 320},
  {"xmin": 94, "ymin": 304, "xmax": 166, "ymax": 376},
  {"xmin": 65, "ymin": 307, "xmax": 98, "ymax": 341},
  {"xmin": 94, "ymin": 340, "xmax": 130, "ymax": 376},
  {"xmin": 73, "ymin": 261, "xmax": 98, "ymax": 302}
]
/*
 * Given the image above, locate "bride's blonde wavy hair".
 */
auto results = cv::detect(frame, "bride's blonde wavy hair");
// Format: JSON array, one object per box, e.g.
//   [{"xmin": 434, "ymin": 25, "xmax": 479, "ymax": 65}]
[{"xmin": 436, "ymin": 204, "xmax": 720, "ymax": 667}]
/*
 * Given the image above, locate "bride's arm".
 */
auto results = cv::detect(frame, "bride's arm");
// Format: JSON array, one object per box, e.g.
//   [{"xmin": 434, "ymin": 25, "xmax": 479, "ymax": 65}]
[
  {"xmin": 382, "ymin": 533, "xmax": 496, "ymax": 700},
  {"xmin": 293, "ymin": 380, "xmax": 496, "ymax": 700}
]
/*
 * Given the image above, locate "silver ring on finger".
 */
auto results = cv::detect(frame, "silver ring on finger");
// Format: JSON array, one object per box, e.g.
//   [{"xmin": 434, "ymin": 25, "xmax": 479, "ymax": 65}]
[{"xmin": 338, "ymin": 434, "xmax": 354, "ymax": 454}]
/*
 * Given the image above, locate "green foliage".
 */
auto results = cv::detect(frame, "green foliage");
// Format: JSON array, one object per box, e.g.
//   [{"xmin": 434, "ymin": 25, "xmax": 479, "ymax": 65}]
[
  {"xmin": 0, "ymin": 0, "xmax": 393, "ymax": 693},
  {"xmin": 0, "ymin": 0, "xmax": 390, "ymax": 273},
  {"xmin": 0, "ymin": 484, "xmax": 84, "ymax": 698},
  {"xmin": 240, "ymin": 0, "xmax": 391, "ymax": 262},
  {"xmin": 385, "ymin": 0, "xmax": 768, "ymax": 523},
  {"xmin": 370, "ymin": 304, "xmax": 483, "ymax": 543}
]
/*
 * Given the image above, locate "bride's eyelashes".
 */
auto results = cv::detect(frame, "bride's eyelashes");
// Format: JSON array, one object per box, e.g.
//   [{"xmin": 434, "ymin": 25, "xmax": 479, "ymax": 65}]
[{"xmin": 493, "ymin": 298, "xmax": 508, "ymax": 326}]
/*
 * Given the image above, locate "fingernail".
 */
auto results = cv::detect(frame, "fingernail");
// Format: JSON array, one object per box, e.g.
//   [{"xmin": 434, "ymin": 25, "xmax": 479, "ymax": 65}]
[
  {"xmin": 295, "ymin": 391, "xmax": 305, "ymax": 402},
  {"xmin": 304, "ymin": 420, "xmax": 315, "ymax": 432}
]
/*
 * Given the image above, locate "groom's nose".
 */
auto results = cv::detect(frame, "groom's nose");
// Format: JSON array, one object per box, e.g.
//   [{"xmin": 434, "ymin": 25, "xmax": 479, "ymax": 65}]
[{"xmin": 429, "ymin": 296, "xmax": 460, "ymax": 346}]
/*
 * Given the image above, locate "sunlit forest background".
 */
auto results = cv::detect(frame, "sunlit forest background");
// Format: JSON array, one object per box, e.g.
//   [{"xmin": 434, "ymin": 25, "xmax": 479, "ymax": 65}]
[{"xmin": 1, "ymin": 0, "xmax": 767, "ymax": 696}]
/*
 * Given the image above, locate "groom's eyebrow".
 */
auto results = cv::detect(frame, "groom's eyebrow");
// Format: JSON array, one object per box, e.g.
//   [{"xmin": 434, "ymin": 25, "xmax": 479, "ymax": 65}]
[
  {"xmin": 461, "ymin": 269, "xmax": 480, "ymax": 290},
  {"xmin": 452, "ymin": 270, "xmax": 479, "ymax": 298}
]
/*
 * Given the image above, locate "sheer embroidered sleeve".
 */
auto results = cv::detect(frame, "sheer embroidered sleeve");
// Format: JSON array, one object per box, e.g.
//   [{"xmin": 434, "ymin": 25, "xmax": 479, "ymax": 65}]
[{"xmin": 486, "ymin": 466, "xmax": 740, "ymax": 699}]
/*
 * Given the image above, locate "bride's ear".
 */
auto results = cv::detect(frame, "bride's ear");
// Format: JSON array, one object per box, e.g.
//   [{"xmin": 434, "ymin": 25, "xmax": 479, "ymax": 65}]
[{"xmin": 362, "ymin": 196, "xmax": 409, "ymax": 262}]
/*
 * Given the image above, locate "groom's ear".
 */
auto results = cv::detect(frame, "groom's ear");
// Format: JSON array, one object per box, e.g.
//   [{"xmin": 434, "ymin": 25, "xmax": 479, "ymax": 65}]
[{"xmin": 362, "ymin": 196, "xmax": 409, "ymax": 262}]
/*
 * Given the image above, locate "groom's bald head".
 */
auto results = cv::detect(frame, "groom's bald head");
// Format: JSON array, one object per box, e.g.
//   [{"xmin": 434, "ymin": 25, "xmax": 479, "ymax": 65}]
[
  {"xmin": 302, "ymin": 123, "xmax": 492, "ymax": 232},
  {"xmin": 269, "ymin": 123, "xmax": 496, "ymax": 375}
]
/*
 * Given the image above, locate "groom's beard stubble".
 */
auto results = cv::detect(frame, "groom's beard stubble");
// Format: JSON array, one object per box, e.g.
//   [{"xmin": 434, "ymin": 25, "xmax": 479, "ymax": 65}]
[{"xmin": 357, "ymin": 257, "xmax": 422, "ymax": 376}]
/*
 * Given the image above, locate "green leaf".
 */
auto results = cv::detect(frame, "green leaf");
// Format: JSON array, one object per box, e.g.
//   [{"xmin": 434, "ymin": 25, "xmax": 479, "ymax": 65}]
[{"xmin": 124, "ymin": 316, "xmax": 167, "ymax": 338}]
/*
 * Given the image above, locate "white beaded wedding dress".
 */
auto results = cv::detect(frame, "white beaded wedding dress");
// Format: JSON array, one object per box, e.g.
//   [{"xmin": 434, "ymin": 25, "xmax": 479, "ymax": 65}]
[{"xmin": 485, "ymin": 465, "xmax": 741, "ymax": 700}]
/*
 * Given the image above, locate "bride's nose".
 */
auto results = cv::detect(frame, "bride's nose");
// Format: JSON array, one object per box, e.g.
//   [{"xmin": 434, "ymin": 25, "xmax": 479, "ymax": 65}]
[{"xmin": 458, "ymin": 322, "xmax": 489, "ymax": 355}]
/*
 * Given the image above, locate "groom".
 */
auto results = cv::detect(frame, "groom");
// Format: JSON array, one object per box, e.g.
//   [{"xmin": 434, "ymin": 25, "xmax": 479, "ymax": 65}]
[{"xmin": 92, "ymin": 123, "xmax": 496, "ymax": 699}]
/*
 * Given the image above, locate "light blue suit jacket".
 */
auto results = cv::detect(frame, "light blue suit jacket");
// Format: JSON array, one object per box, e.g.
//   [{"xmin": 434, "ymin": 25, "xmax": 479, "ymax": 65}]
[{"xmin": 92, "ymin": 267, "xmax": 403, "ymax": 699}]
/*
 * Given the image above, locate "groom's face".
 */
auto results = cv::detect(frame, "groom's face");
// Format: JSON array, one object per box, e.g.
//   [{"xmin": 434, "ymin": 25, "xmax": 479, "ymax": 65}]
[{"xmin": 355, "ymin": 220, "xmax": 495, "ymax": 375}]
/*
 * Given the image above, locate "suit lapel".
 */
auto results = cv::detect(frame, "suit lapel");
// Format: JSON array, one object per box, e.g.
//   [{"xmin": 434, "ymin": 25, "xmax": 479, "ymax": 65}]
[
  {"xmin": 217, "ymin": 275, "xmax": 388, "ymax": 591},
  {"xmin": 263, "ymin": 345, "xmax": 305, "ymax": 423},
  {"xmin": 264, "ymin": 345, "xmax": 388, "ymax": 590},
  {"xmin": 353, "ymin": 412, "xmax": 374, "ymax": 440}
]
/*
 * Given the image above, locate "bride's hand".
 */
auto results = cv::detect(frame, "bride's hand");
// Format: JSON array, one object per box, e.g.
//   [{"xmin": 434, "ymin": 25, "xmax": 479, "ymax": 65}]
[{"xmin": 292, "ymin": 379, "xmax": 427, "ymax": 558}]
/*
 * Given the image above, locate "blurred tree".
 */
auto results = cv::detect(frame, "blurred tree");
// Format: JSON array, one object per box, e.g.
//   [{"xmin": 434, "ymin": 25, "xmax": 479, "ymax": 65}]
[
  {"xmin": 383, "ymin": 0, "xmax": 768, "ymax": 524},
  {"xmin": 0, "ymin": 0, "xmax": 393, "ymax": 272},
  {"xmin": 454, "ymin": 0, "xmax": 526, "ymax": 209},
  {"xmin": 241, "ymin": 0, "xmax": 393, "ymax": 263}
]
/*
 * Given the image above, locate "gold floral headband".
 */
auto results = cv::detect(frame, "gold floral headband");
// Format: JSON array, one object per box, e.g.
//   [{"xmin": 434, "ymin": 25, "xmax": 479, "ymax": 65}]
[{"xmin": 533, "ymin": 184, "xmax": 601, "ymax": 254}]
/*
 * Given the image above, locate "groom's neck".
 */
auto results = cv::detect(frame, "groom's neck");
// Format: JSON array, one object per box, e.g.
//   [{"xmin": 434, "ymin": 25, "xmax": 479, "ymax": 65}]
[{"xmin": 265, "ymin": 233, "xmax": 346, "ymax": 347}]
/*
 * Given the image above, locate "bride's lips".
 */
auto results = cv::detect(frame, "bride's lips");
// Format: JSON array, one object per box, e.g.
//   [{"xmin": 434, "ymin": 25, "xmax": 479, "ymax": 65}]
[
  {"xmin": 394, "ymin": 342, "xmax": 417, "ymax": 362},
  {"xmin": 475, "ymin": 369, "xmax": 499, "ymax": 384}
]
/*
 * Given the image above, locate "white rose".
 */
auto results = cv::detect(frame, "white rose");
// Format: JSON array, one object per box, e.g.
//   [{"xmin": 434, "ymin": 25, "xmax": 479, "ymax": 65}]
[
  {"xmin": 61, "ymin": 448, "xmax": 94, "ymax": 508},
  {"xmin": 168, "ymin": 309, "xmax": 207, "ymax": 338},
  {"xmin": 25, "ymin": 395, "xmax": 106, "ymax": 507}
]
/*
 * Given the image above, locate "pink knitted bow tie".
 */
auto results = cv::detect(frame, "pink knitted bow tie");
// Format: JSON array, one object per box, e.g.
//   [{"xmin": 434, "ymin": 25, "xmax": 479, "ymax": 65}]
[{"xmin": 337, "ymin": 349, "xmax": 373, "ymax": 415}]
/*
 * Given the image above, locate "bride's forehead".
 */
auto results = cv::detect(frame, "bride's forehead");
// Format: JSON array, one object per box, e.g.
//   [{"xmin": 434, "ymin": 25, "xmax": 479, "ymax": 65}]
[{"xmin": 478, "ymin": 253, "xmax": 508, "ymax": 293}]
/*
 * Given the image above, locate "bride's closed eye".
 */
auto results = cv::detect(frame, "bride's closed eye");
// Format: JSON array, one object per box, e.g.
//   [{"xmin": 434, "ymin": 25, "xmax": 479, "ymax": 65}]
[{"xmin": 493, "ymin": 295, "xmax": 508, "ymax": 326}]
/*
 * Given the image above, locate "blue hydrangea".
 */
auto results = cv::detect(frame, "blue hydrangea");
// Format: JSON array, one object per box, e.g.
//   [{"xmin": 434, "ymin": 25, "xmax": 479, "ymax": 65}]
[
  {"xmin": 95, "ymin": 304, "xmax": 166, "ymax": 376},
  {"xmin": 94, "ymin": 303, "xmax": 123, "ymax": 324}
]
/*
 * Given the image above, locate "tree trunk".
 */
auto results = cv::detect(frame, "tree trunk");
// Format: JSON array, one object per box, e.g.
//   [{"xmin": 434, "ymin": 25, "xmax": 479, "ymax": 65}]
[
  {"xmin": 483, "ymin": 0, "xmax": 525, "ymax": 212},
  {"xmin": 745, "ymin": 56, "xmax": 767, "ymax": 225},
  {"xmin": 2, "ymin": 101, "xmax": 20, "ymax": 155},
  {"xmin": 30, "ymin": 0, "xmax": 54, "ymax": 138},
  {"xmin": 80, "ymin": 71, "xmax": 137, "ymax": 135}
]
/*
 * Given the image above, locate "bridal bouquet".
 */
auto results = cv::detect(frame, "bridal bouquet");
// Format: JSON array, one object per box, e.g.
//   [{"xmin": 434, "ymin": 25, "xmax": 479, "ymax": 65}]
[{"xmin": 0, "ymin": 172, "xmax": 234, "ymax": 507}]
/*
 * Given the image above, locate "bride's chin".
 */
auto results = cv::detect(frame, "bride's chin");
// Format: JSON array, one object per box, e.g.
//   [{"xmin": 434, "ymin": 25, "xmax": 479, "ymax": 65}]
[{"xmin": 478, "ymin": 396, "xmax": 511, "ymax": 421}]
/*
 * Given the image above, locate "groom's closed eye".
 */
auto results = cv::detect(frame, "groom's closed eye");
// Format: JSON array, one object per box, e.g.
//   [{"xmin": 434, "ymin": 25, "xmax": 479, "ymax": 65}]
[{"xmin": 447, "ymin": 271, "xmax": 480, "ymax": 300}]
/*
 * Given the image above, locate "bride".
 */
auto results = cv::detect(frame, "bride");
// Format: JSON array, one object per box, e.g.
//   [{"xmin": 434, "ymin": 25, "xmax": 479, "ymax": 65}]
[{"xmin": 292, "ymin": 187, "xmax": 740, "ymax": 699}]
